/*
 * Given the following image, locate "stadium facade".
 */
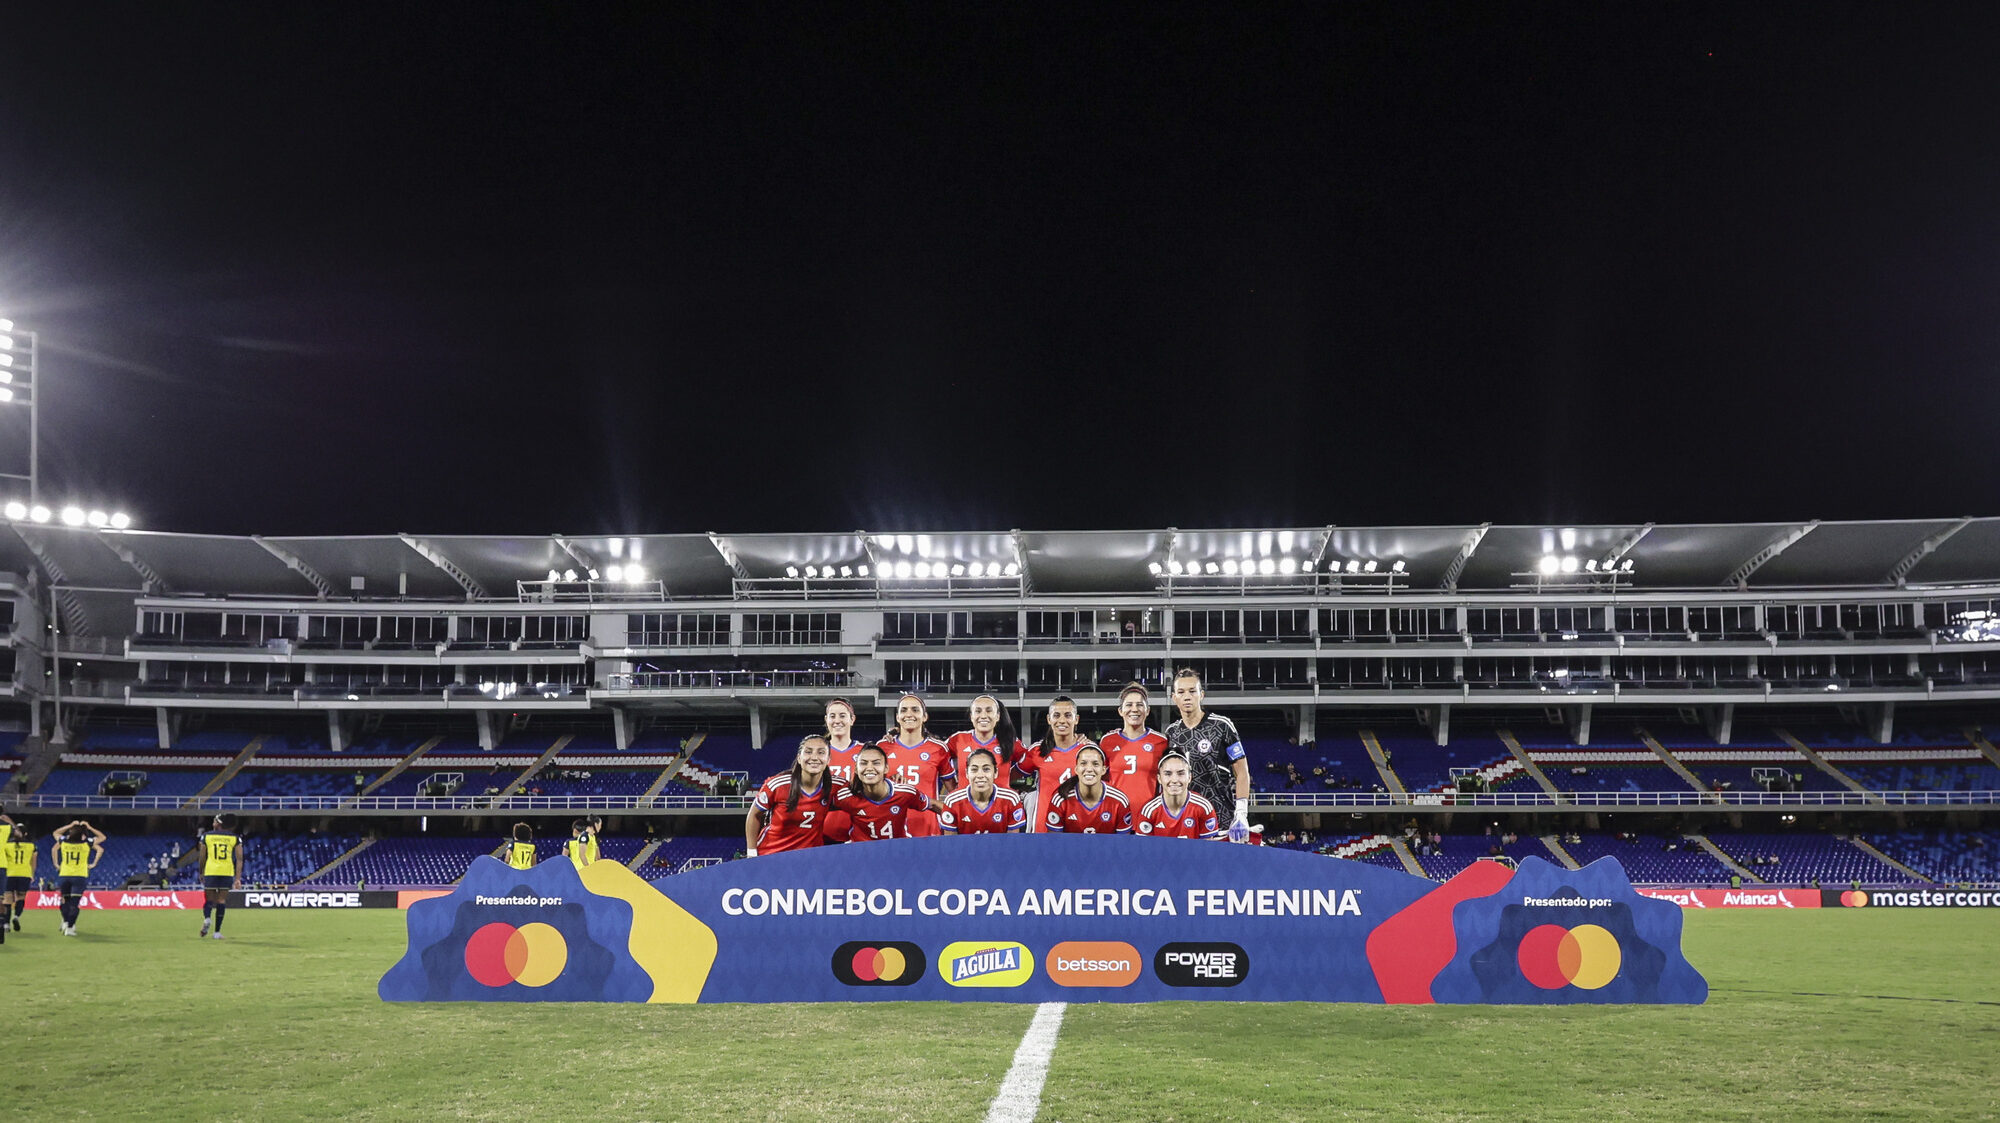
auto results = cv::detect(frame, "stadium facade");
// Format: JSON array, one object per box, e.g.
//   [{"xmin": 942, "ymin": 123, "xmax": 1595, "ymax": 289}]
[{"xmin": 5, "ymin": 518, "xmax": 2000, "ymax": 822}]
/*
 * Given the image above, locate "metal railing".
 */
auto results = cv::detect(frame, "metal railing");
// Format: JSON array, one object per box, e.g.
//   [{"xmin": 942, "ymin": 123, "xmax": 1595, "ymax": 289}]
[
  {"xmin": 15, "ymin": 789, "xmax": 1997, "ymax": 814},
  {"xmin": 600, "ymin": 669, "xmax": 866, "ymax": 691}
]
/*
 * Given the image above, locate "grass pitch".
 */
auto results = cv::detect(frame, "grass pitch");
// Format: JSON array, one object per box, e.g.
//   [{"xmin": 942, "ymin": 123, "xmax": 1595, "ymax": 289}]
[{"xmin": 6, "ymin": 908, "xmax": 1997, "ymax": 1122}]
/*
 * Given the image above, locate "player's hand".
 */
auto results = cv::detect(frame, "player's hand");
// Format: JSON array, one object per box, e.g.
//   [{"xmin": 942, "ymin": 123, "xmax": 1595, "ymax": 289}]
[{"xmin": 1228, "ymin": 800, "xmax": 1250, "ymax": 844}]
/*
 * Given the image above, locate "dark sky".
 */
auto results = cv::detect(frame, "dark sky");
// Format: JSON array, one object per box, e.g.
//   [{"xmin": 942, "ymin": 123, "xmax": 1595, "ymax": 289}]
[{"xmin": 3, "ymin": 4, "xmax": 1998, "ymax": 536}]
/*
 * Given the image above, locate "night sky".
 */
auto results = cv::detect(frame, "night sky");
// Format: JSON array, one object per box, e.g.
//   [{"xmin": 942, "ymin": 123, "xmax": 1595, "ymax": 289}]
[{"xmin": 2, "ymin": 5, "xmax": 1997, "ymax": 537}]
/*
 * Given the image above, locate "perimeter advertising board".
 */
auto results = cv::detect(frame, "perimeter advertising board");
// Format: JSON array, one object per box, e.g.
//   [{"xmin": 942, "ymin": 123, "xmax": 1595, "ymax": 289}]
[{"xmin": 380, "ymin": 837, "xmax": 1706, "ymax": 1005}]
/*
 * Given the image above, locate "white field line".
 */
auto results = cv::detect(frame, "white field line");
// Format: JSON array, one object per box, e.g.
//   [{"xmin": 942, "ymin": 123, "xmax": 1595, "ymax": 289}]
[{"xmin": 984, "ymin": 1001, "xmax": 1067, "ymax": 1123}]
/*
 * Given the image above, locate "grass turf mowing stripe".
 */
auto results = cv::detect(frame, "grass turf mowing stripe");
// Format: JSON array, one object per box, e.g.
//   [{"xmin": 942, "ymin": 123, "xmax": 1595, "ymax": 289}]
[{"xmin": 985, "ymin": 1001, "xmax": 1066, "ymax": 1123}]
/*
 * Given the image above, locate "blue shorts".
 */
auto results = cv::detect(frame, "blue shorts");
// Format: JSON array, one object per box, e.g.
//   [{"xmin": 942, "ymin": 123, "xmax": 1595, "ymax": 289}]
[
  {"xmin": 4, "ymin": 877, "xmax": 29, "ymax": 894},
  {"xmin": 203, "ymin": 875, "xmax": 235, "ymax": 891},
  {"xmin": 56, "ymin": 876, "xmax": 87, "ymax": 898}
]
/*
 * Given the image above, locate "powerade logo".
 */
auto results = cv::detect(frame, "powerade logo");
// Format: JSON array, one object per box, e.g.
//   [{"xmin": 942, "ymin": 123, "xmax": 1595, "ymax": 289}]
[
  {"xmin": 831, "ymin": 941, "xmax": 926, "ymax": 986},
  {"xmin": 242, "ymin": 891, "xmax": 363, "ymax": 908},
  {"xmin": 938, "ymin": 941, "xmax": 1035, "ymax": 988},
  {"xmin": 1154, "ymin": 942, "xmax": 1249, "ymax": 987}
]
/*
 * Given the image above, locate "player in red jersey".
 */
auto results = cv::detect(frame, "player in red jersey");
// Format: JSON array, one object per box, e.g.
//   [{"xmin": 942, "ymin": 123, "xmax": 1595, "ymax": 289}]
[
  {"xmin": 945, "ymin": 694, "xmax": 1024, "ymax": 792},
  {"xmin": 1099, "ymin": 682, "xmax": 1169, "ymax": 809},
  {"xmin": 938, "ymin": 748, "xmax": 1027, "ymax": 834},
  {"xmin": 1135, "ymin": 753, "xmax": 1221, "ymax": 839},
  {"xmin": 879, "ymin": 693, "xmax": 950, "ymax": 837},
  {"xmin": 745, "ymin": 734, "xmax": 837, "ymax": 855},
  {"xmin": 831, "ymin": 743, "xmax": 931, "ymax": 841},
  {"xmin": 1043, "ymin": 744, "xmax": 1131, "ymax": 834},
  {"xmin": 1015, "ymin": 696, "xmax": 1097, "ymax": 832},
  {"xmin": 819, "ymin": 697, "xmax": 866, "ymax": 843}
]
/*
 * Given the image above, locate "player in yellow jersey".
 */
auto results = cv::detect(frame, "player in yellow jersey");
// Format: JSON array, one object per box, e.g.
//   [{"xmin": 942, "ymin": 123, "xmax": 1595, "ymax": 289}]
[
  {"xmin": 564, "ymin": 819, "xmax": 592, "ymax": 869},
  {"xmin": 586, "ymin": 815, "xmax": 603, "ymax": 864},
  {"xmin": 503, "ymin": 822, "xmax": 536, "ymax": 869},
  {"xmin": 4, "ymin": 829, "xmax": 34, "ymax": 935},
  {"xmin": 52, "ymin": 820, "xmax": 105, "ymax": 937},
  {"xmin": 0, "ymin": 812, "xmax": 13, "ymax": 945},
  {"xmin": 198, "ymin": 814, "xmax": 244, "ymax": 940}
]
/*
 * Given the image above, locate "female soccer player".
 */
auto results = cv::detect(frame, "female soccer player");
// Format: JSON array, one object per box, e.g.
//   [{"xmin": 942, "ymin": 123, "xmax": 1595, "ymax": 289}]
[
  {"xmin": 197, "ymin": 813, "xmax": 243, "ymax": 939},
  {"xmin": 1044, "ymin": 745, "xmax": 1130, "ymax": 834},
  {"xmin": 4, "ymin": 823, "xmax": 33, "ymax": 934},
  {"xmin": 830, "ymin": 743, "xmax": 930, "ymax": 841},
  {"xmin": 878, "ymin": 693, "xmax": 949, "ymax": 836},
  {"xmin": 938, "ymin": 747, "xmax": 1027, "ymax": 834},
  {"xmin": 1100, "ymin": 682, "xmax": 1169, "ymax": 809},
  {"xmin": 946, "ymin": 695, "xmax": 1023, "ymax": 791},
  {"xmin": 504, "ymin": 823, "xmax": 536, "ymax": 869},
  {"xmin": 1166, "ymin": 666, "xmax": 1252, "ymax": 842},
  {"xmin": 564, "ymin": 820, "xmax": 593, "ymax": 868},
  {"xmin": 821, "ymin": 698, "xmax": 866, "ymax": 783},
  {"xmin": 746, "ymin": 734, "xmax": 838, "ymax": 855},
  {"xmin": 1015, "ymin": 696, "xmax": 1097, "ymax": 832},
  {"xmin": 52, "ymin": 820, "xmax": 104, "ymax": 937},
  {"xmin": 1135, "ymin": 753, "xmax": 1221, "ymax": 838}
]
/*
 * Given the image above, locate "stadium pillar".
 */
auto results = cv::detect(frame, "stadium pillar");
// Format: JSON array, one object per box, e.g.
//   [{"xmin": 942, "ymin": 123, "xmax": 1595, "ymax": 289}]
[
  {"xmin": 1705, "ymin": 704, "xmax": 1735, "ymax": 745},
  {"xmin": 155, "ymin": 707, "xmax": 174, "ymax": 750},
  {"xmin": 1297, "ymin": 705, "xmax": 1315, "ymax": 743},
  {"xmin": 748, "ymin": 703, "xmax": 765, "ymax": 750},
  {"xmin": 1434, "ymin": 705, "xmax": 1451, "ymax": 747},
  {"xmin": 328, "ymin": 711, "xmax": 349, "ymax": 753},
  {"xmin": 1570, "ymin": 705, "xmax": 1592, "ymax": 746},
  {"xmin": 612, "ymin": 707, "xmax": 631, "ymax": 752},
  {"xmin": 1873, "ymin": 702, "xmax": 1895, "ymax": 745},
  {"xmin": 476, "ymin": 711, "xmax": 496, "ymax": 751}
]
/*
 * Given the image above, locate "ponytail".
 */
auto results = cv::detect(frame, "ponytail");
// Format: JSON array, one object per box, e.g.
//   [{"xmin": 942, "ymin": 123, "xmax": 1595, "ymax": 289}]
[
  {"xmin": 1054, "ymin": 745, "xmax": 1106, "ymax": 804},
  {"xmin": 991, "ymin": 699, "xmax": 1020, "ymax": 766},
  {"xmin": 787, "ymin": 734, "xmax": 830, "ymax": 813}
]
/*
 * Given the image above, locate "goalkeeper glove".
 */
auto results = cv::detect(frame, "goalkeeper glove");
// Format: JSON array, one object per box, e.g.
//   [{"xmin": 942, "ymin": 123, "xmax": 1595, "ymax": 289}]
[{"xmin": 1228, "ymin": 799, "xmax": 1250, "ymax": 843}]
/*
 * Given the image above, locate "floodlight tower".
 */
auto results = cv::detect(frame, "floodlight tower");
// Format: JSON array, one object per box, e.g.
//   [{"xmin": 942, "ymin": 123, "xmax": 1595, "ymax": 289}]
[{"xmin": 0, "ymin": 316, "xmax": 38, "ymax": 506}]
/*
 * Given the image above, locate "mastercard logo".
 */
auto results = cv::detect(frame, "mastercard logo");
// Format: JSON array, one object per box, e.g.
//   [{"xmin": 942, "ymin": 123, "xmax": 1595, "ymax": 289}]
[
  {"xmin": 831, "ymin": 940, "xmax": 926, "ymax": 987},
  {"xmin": 1840, "ymin": 890, "xmax": 1870, "ymax": 908},
  {"xmin": 1516, "ymin": 923, "xmax": 1621, "ymax": 990},
  {"xmin": 464, "ymin": 921, "xmax": 569, "ymax": 988}
]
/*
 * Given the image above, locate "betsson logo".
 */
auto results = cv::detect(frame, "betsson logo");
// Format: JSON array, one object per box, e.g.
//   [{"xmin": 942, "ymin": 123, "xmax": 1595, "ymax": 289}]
[{"xmin": 1045, "ymin": 941, "xmax": 1140, "ymax": 987}]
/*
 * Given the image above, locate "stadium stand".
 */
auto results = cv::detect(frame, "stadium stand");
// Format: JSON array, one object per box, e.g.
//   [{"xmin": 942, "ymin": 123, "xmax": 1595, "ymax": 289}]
[
  {"xmin": 1408, "ymin": 832, "xmax": 1542, "ymax": 880},
  {"xmin": 1248, "ymin": 736, "xmax": 1383, "ymax": 794},
  {"xmin": 1378, "ymin": 732, "xmax": 1538, "ymax": 794},
  {"xmin": 1560, "ymin": 834, "xmax": 1736, "ymax": 884},
  {"xmin": 1864, "ymin": 829, "xmax": 2000, "ymax": 884},
  {"xmin": 1707, "ymin": 832, "xmax": 1905, "ymax": 885}
]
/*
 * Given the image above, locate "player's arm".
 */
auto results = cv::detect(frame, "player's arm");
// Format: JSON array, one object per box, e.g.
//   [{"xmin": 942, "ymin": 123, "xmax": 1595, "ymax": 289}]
[
  {"xmin": 744, "ymin": 806, "xmax": 767, "ymax": 856},
  {"xmin": 1226, "ymin": 741, "xmax": 1252, "ymax": 842},
  {"xmin": 233, "ymin": 839, "xmax": 244, "ymax": 889}
]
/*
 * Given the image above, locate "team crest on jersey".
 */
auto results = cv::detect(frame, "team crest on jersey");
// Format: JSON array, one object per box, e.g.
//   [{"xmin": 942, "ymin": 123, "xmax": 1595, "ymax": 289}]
[
  {"xmin": 1099, "ymin": 811, "xmax": 1110, "ymax": 822},
  {"xmin": 1137, "ymin": 821, "xmax": 1153, "ymax": 834},
  {"xmin": 992, "ymin": 813, "xmax": 1003, "ymax": 822},
  {"xmin": 1198, "ymin": 739, "xmax": 1212, "ymax": 753},
  {"xmin": 920, "ymin": 752, "xmax": 931, "ymax": 761},
  {"xmin": 891, "ymin": 806, "xmax": 902, "ymax": 815}
]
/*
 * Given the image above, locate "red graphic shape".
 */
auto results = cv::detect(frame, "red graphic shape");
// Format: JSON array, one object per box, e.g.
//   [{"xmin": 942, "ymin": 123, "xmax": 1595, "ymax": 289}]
[
  {"xmin": 465, "ymin": 922, "xmax": 520, "ymax": 987},
  {"xmin": 1517, "ymin": 924, "xmax": 1573, "ymax": 989},
  {"xmin": 851, "ymin": 947, "xmax": 881, "ymax": 982},
  {"xmin": 1365, "ymin": 860, "xmax": 1517, "ymax": 1004}
]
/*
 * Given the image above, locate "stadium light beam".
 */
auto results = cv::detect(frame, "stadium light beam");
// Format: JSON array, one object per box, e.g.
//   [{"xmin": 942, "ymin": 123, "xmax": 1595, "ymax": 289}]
[
  {"xmin": 108, "ymin": 512, "xmax": 132, "ymax": 530},
  {"xmin": 60, "ymin": 506, "xmax": 84, "ymax": 526},
  {"xmin": 2, "ymin": 501, "xmax": 22, "ymax": 520},
  {"xmin": 1538, "ymin": 555, "xmax": 1561, "ymax": 576}
]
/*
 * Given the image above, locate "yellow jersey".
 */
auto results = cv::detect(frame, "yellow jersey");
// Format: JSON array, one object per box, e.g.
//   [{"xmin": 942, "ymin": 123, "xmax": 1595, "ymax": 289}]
[
  {"xmin": 5, "ymin": 840, "xmax": 34, "ymax": 877},
  {"xmin": 57, "ymin": 840, "xmax": 93, "ymax": 878},
  {"xmin": 564, "ymin": 837, "xmax": 588, "ymax": 868},
  {"xmin": 584, "ymin": 830, "xmax": 600, "ymax": 864},
  {"xmin": 202, "ymin": 832, "xmax": 241, "ymax": 877},
  {"xmin": 506, "ymin": 840, "xmax": 536, "ymax": 869},
  {"xmin": 0, "ymin": 822, "xmax": 12, "ymax": 850}
]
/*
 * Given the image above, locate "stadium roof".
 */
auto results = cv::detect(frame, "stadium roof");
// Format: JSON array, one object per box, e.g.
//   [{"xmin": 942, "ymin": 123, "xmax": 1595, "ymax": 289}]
[{"xmin": 4, "ymin": 517, "xmax": 1996, "ymax": 625}]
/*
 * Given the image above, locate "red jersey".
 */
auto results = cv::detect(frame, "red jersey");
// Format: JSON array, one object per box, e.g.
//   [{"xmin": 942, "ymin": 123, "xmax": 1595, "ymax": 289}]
[
  {"xmin": 1134, "ymin": 792, "xmax": 1219, "ymax": 839},
  {"xmin": 824, "ymin": 740, "xmax": 866, "ymax": 786},
  {"xmin": 751, "ymin": 774, "xmax": 836, "ymax": 853},
  {"xmin": 944, "ymin": 731, "xmax": 1022, "ymax": 791},
  {"xmin": 938, "ymin": 786, "xmax": 1027, "ymax": 834},
  {"xmin": 1044, "ymin": 786, "xmax": 1132, "ymax": 834},
  {"xmin": 879, "ymin": 736, "xmax": 954, "ymax": 797},
  {"xmin": 1099, "ymin": 728, "xmax": 1169, "ymax": 809},
  {"xmin": 831, "ymin": 781, "xmax": 930, "ymax": 841},
  {"xmin": 1016, "ymin": 737, "xmax": 1097, "ymax": 833}
]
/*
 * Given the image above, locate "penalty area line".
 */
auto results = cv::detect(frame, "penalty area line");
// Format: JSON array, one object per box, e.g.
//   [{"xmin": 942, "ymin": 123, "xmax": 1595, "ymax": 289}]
[{"xmin": 984, "ymin": 1001, "xmax": 1067, "ymax": 1123}]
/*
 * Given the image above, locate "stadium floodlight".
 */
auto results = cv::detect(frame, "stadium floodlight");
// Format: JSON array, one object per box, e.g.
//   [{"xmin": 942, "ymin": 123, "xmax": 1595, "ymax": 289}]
[
  {"xmin": 109, "ymin": 511, "xmax": 131, "ymax": 529},
  {"xmin": 1, "ymin": 368, "xmax": 12, "ymax": 381},
  {"xmin": 546, "ymin": 569, "xmax": 560, "ymax": 581},
  {"xmin": 59, "ymin": 506, "xmax": 83, "ymax": 526},
  {"xmin": 1364, "ymin": 560, "xmax": 1378, "ymax": 573},
  {"xmin": 1278, "ymin": 557, "xmax": 1297, "ymax": 575},
  {"xmin": 1345, "ymin": 559, "xmax": 1361, "ymax": 574},
  {"xmin": 803, "ymin": 565, "xmax": 818, "ymax": 578},
  {"xmin": 1538, "ymin": 555, "xmax": 1561, "ymax": 576},
  {"xmin": 1621, "ymin": 559, "xmax": 1635, "ymax": 572},
  {"xmin": 896, "ymin": 534, "xmax": 914, "ymax": 553},
  {"xmin": 921, "ymin": 561, "xmax": 940, "ymax": 579},
  {"xmin": 839, "ymin": 565, "xmax": 853, "ymax": 577},
  {"xmin": 86, "ymin": 509, "xmax": 108, "ymax": 527},
  {"xmin": 784, "ymin": 565, "xmax": 798, "ymax": 578},
  {"xmin": 0, "ymin": 318, "xmax": 11, "ymax": 330},
  {"xmin": 562, "ymin": 568, "xmax": 577, "ymax": 581},
  {"xmin": 1148, "ymin": 561, "xmax": 1163, "ymax": 576},
  {"xmin": 2, "ymin": 501, "xmax": 22, "ymax": 520},
  {"xmin": 1584, "ymin": 558, "xmax": 1598, "ymax": 572},
  {"xmin": 950, "ymin": 563, "xmax": 966, "ymax": 577},
  {"xmin": 29, "ymin": 505, "xmax": 49, "ymax": 523},
  {"xmin": 608, "ymin": 564, "xmax": 626, "ymax": 581},
  {"xmin": 1560, "ymin": 555, "xmax": 1580, "ymax": 574},
  {"xmin": 1221, "ymin": 559, "xmax": 1239, "ymax": 576},
  {"xmin": 0, "ymin": 335, "xmax": 12, "ymax": 349},
  {"xmin": 893, "ymin": 560, "xmax": 913, "ymax": 579},
  {"xmin": 1257, "ymin": 557, "xmax": 1276, "ymax": 575},
  {"xmin": 1003, "ymin": 561, "xmax": 1020, "ymax": 577},
  {"xmin": 1202, "ymin": 561, "xmax": 1218, "ymax": 575},
  {"xmin": 857, "ymin": 564, "xmax": 870, "ymax": 577},
  {"xmin": 0, "ymin": 387, "xmax": 11, "ymax": 403},
  {"xmin": 1301, "ymin": 559, "xmax": 1314, "ymax": 572},
  {"xmin": 587, "ymin": 568, "xmax": 600, "ymax": 580},
  {"xmin": 624, "ymin": 564, "xmax": 645, "ymax": 582},
  {"xmin": 1392, "ymin": 559, "xmax": 1406, "ymax": 573},
  {"xmin": 0, "ymin": 354, "xmax": 12, "ymax": 366}
]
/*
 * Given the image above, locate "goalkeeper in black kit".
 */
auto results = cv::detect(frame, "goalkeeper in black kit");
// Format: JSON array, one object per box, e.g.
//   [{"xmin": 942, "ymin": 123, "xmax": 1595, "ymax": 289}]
[{"xmin": 1164, "ymin": 666, "xmax": 1253, "ymax": 842}]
